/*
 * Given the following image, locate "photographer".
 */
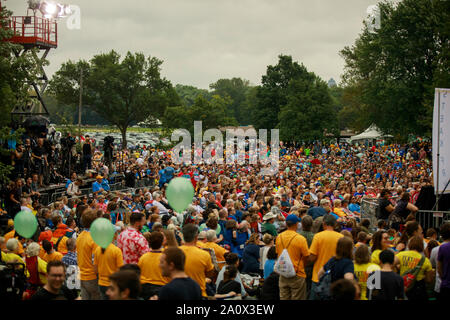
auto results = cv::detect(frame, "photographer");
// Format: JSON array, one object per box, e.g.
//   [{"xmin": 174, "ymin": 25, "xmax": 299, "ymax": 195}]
[
  {"xmin": 32, "ymin": 138, "xmax": 48, "ymax": 188},
  {"xmin": 103, "ymin": 136, "xmax": 114, "ymax": 168}
]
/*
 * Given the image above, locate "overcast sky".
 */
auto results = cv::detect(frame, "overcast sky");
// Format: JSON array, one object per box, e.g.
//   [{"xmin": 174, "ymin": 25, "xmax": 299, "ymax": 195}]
[{"xmin": 6, "ymin": 0, "xmax": 379, "ymax": 89}]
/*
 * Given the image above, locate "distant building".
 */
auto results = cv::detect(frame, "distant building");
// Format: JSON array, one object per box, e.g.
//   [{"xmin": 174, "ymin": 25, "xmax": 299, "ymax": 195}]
[{"xmin": 328, "ymin": 78, "xmax": 337, "ymax": 88}]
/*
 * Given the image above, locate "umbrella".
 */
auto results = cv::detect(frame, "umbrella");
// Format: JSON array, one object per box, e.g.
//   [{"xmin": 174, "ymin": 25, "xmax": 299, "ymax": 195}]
[
  {"xmin": 311, "ymin": 158, "xmax": 321, "ymax": 165},
  {"xmin": 23, "ymin": 116, "xmax": 50, "ymax": 128}
]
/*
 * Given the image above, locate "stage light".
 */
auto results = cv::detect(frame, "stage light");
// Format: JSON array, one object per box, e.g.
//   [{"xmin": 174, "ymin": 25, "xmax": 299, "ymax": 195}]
[{"xmin": 40, "ymin": 1, "xmax": 57, "ymax": 17}]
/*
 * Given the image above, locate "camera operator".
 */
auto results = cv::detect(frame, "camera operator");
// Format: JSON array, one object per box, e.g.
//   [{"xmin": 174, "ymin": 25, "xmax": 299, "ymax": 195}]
[
  {"xmin": 22, "ymin": 138, "xmax": 33, "ymax": 178},
  {"xmin": 31, "ymin": 138, "xmax": 48, "ymax": 188},
  {"xmin": 60, "ymin": 133, "xmax": 76, "ymax": 177},
  {"xmin": 103, "ymin": 136, "xmax": 114, "ymax": 168},
  {"xmin": 82, "ymin": 135, "xmax": 93, "ymax": 172},
  {"xmin": 12, "ymin": 143, "xmax": 25, "ymax": 178}
]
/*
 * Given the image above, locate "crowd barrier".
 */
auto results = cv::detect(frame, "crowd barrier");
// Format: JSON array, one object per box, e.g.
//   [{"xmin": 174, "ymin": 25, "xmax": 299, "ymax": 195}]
[
  {"xmin": 43, "ymin": 178, "xmax": 154, "ymax": 206},
  {"xmin": 360, "ymin": 198, "xmax": 379, "ymax": 233},
  {"xmin": 360, "ymin": 197, "xmax": 450, "ymax": 232},
  {"xmin": 415, "ymin": 210, "xmax": 450, "ymax": 232}
]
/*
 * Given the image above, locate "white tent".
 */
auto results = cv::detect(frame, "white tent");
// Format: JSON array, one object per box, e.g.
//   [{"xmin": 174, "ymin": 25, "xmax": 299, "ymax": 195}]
[{"xmin": 350, "ymin": 124, "xmax": 391, "ymax": 142}]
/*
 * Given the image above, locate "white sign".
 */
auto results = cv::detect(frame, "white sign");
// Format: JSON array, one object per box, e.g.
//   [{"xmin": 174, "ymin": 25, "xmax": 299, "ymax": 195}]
[{"xmin": 433, "ymin": 88, "xmax": 450, "ymax": 194}]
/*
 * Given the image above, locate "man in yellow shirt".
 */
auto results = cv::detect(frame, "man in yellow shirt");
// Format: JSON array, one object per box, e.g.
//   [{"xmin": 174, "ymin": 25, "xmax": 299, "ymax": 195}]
[
  {"xmin": 308, "ymin": 214, "xmax": 344, "ymax": 300},
  {"xmin": 179, "ymin": 224, "xmax": 215, "ymax": 298},
  {"xmin": 138, "ymin": 231, "xmax": 170, "ymax": 300},
  {"xmin": 203, "ymin": 230, "xmax": 228, "ymax": 270},
  {"xmin": 76, "ymin": 209, "xmax": 100, "ymax": 300},
  {"xmin": 275, "ymin": 214, "xmax": 310, "ymax": 300},
  {"xmin": 93, "ymin": 233, "xmax": 124, "ymax": 300}
]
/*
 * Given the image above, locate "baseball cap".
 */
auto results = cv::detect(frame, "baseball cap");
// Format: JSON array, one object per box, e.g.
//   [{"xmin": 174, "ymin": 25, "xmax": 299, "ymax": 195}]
[{"xmin": 286, "ymin": 214, "xmax": 301, "ymax": 224}]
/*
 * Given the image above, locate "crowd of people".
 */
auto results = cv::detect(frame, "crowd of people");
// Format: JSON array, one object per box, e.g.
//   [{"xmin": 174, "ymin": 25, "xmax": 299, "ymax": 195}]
[{"xmin": 1, "ymin": 133, "xmax": 450, "ymax": 301}]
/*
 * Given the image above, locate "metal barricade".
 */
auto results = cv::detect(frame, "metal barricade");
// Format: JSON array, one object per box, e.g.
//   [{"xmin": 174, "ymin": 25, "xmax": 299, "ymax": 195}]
[
  {"xmin": 415, "ymin": 211, "xmax": 450, "ymax": 232},
  {"xmin": 360, "ymin": 198, "xmax": 379, "ymax": 233}
]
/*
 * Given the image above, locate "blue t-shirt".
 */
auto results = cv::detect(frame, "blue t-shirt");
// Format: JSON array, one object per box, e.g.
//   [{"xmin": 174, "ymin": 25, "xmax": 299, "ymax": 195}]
[
  {"xmin": 92, "ymin": 181, "xmax": 102, "ymax": 194},
  {"xmin": 348, "ymin": 203, "xmax": 361, "ymax": 213},
  {"xmin": 264, "ymin": 259, "xmax": 276, "ymax": 279},
  {"xmin": 307, "ymin": 206, "xmax": 327, "ymax": 220},
  {"xmin": 159, "ymin": 169, "xmax": 166, "ymax": 183},
  {"xmin": 164, "ymin": 166, "xmax": 175, "ymax": 182}
]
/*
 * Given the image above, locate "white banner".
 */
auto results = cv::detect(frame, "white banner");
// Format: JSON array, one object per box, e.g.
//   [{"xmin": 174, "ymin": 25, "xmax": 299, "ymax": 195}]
[{"xmin": 433, "ymin": 88, "xmax": 450, "ymax": 194}]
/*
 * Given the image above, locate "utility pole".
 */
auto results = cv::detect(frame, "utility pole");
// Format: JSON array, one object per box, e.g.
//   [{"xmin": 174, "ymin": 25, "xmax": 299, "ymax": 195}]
[{"xmin": 78, "ymin": 68, "xmax": 83, "ymax": 143}]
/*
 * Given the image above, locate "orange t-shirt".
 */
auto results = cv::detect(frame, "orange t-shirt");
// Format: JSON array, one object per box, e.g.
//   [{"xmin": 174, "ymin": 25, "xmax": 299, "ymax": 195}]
[
  {"xmin": 309, "ymin": 230, "xmax": 344, "ymax": 283},
  {"xmin": 43, "ymin": 251, "xmax": 63, "ymax": 262}
]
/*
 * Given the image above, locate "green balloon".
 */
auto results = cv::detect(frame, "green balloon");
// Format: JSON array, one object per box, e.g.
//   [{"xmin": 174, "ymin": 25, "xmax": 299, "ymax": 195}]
[
  {"xmin": 166, "ymin": 177, "xmax": 195, "ymax": 213},
  {"xmin": 14, "ymin": 210, "xmax": 38, "ymax": 239},
  {"xmin": 90, "ymin": 218, "xmax": 115, "ymax": 249},
  {"xmin": 285, "ymin": 167, "xmax": 290, "ymax": 173}
]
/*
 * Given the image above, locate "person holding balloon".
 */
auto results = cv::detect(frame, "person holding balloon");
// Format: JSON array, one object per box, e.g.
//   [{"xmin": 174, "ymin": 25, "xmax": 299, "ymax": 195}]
[{"xmin": 93, "ymin": 222, "xmax": 124, "ymax": 300}]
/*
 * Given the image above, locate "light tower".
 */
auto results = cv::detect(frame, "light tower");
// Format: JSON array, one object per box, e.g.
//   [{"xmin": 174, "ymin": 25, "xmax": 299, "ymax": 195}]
[{"xmin": 0, "ymin": 0, "xmax": 70, "ymax": 122}]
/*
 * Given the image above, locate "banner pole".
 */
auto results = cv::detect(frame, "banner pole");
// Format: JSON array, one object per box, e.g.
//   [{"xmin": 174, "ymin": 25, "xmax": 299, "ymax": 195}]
[{"xmin": 436, "ymin": 90, "xmax": 441, "ymax": 211}]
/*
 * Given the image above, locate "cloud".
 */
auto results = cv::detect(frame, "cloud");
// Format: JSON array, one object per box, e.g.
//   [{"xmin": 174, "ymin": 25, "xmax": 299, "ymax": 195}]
[{"xmin": 6, "ymin": 0, "xmax": 377, "ymax": 89}]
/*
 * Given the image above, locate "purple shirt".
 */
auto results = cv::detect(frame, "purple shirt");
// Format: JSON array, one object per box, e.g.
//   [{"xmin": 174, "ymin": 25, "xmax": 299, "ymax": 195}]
[{"xmin": 438, "ymin": 242, "xmax": 450, "ymax": 289}]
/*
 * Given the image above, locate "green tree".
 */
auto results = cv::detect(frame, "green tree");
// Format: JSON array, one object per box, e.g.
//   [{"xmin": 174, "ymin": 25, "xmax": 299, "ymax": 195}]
[
  {"xmin": 278, "ymin": 71, "xmax": 338, "ymax": 142},
  {"xmin": 49, "ymin": 51, "xmax": 179, "ymax": 148},
  {"xmin": 340, "ymin": 0, "xmax": 450, "ymax": 138},
  {"xmin": 253, "ymin": 54, "xmax": 338, "ymax": 141},
  {"xmin": 162, "ymin": 95, "xmax": 237, "ymax": 135},
  {"xmin": 174, "ymin": 84, "xmax": 211, "ymax": 107},
  {"xmin": 209, "ymin": 78, "xmax": 251, "ymax": 124}
]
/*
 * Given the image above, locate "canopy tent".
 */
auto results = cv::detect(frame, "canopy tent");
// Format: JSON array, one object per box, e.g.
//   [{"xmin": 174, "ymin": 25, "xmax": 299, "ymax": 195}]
[{"xmin": 350, "ymin": 124, "xmax": 392, "ymax": 142}]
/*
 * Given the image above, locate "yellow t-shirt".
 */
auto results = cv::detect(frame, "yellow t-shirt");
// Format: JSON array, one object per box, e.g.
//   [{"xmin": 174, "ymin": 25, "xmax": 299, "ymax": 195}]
[
  {"xmin": 371, "ymin": 249, "xmax": 382, "ymax": 266},
  {"xmin": 354, "ymin": 262, "xmax": 381, "ymax": 300},
  {"xmin": 93, "ymin": 244, "xmax": 124, "ymax": 287},
  {"xmin": 76, "ymin": 230, "xmax": 98, "ymax": 281},
  {"xmin": 275, "ymin": 230, "xmax": 309, "ymax": 278},
  {"xmin": 396, "ymin": 250, "xmax": 432, "ymax": 281},
  {"xmin": 333, "ymin": 208, "xmax": 347, "ymax": 218},
  {"xmin": 309, "ymin": 230, "xmax": 344, "ymax": 283},
  {"xmin": 196, "ymin": 241, "xmax": 206, "ymax": 248},
  {"xmin": 43, "ymin": 251, "xmax": 63, "ymax": 263},
  {"xmin": 180, "ymin": 245, "xmax": 214, "ymax": 297},
  {"xmin": 138, "ymin": 251, "xmax": 170, "ymax": 286},
  {"xmin": 203, "ymin": 242, "xmax": 228, "ymax": 270},
  {"xmin": 52, "ymin": 236, "xmax": 69, "ymax": 255},
  {"xmin": 3, "ymin": 252, "xmax": 25, "ymax": 264}
]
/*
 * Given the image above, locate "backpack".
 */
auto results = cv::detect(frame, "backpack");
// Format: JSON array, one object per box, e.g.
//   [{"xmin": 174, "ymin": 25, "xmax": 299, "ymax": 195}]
[
  {"xmin": 401, "ymin": 256, "xmax": 426, "ymax": 293},
  {"xmin": 274, "ymin": 235, "xmax": 300, "ymax": 278},
  {"xmin": 315, "ymin": 258, "xmax": 336, "ymax": 300}
]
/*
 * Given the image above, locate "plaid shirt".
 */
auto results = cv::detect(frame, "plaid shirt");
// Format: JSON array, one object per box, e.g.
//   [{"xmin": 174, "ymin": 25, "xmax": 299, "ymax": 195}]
[{"xmin": 62, "ymin": 251, "xmax": 78, "ymax": 266}]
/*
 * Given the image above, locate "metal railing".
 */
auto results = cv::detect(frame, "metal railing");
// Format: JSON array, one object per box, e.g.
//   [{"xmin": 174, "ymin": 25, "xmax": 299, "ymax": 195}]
[
  {"xmin": 44, "ymin": 178, "xmax": 154, "ymax": 207},
  {"xmin": 360, "ymin": 198, "xmax": 379, "ymax": 233},
  {"xmin": 415, "ymin": 210, "xmax": 450, "ymax": 232}
]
